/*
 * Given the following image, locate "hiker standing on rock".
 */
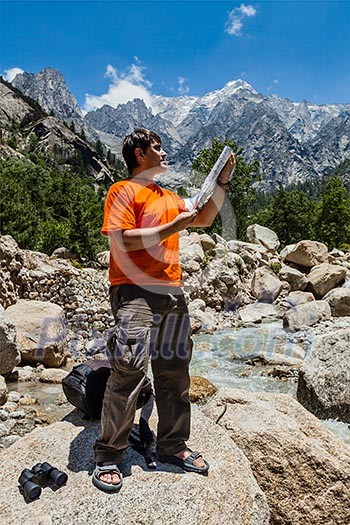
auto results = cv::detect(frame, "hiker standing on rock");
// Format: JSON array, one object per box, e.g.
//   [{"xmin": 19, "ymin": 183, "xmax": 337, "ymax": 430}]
[{"xmin": 92, "ymin": 128, "xmax": 236, "ymax": 492}]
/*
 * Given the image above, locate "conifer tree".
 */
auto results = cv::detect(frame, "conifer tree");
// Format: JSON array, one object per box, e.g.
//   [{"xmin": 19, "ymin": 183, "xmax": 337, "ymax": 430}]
[{"xmin": 316, "ymin": 177, "xmax": 350, "ymax": 249}]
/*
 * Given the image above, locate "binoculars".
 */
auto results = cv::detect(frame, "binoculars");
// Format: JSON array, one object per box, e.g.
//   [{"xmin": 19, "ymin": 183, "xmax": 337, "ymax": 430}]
[{"xmin": 18, "ymin": 462, "xmax": 68, "ymax": 501}]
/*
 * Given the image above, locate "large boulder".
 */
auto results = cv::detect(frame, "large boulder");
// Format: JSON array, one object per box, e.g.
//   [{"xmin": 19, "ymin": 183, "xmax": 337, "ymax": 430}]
[
  {"xmin": 203, "ymin": 388, "xmax": 350, "ymax": 525},
  {"xmin": 307, "ymin": 263, "xmax": 347, "ymax": 298},
  {"xmin": 282, "ymin": 240, "xmax": 328, "ymax": 268},
  {"xmin": 0, "ymin": 235, "xmax": 24, "ymax": 308},
  {"xmin": 0, "ymin": 408, "xmax": 270, "ymax": 524},
  {"xmin": 0, "ymin": 311, "xmax": 21, "ymax": 376},
  {"xmin": 5, "ymin": 300, "xmax": 68, "ymax": 367},
  {"xmin": 251, "ymin": 267, "xmax": 283, "ymax": 303},
  {"xmin": 246, "ymin": 224, "xmax": 280, "ymax": 252},
  {"xmin": 283, "ymin": 300, "xmax": 331, "ymax": 331},
  {"xmin": 278, "ymin": 265, "xmax": 309, "ymax": 291},
  {"xmin": 297, "ymin": 329, "xmax": 350, "ymax": 422},
  {"xmin": 323, "ymin": 287, "xmax": 350, "ymax": 316}
]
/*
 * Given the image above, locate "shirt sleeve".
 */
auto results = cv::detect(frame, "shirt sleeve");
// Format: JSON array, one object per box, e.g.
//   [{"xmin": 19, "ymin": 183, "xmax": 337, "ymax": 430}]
[{"xmin": 101, "ymin": 183, "xmax": 136, "ymax": 235}]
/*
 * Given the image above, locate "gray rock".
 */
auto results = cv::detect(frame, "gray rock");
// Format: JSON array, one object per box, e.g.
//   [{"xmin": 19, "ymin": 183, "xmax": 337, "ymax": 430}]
[
  {"xmin": 39, "ymin": 368, "xmax": 68, "ymax": 384},
  {"xmin": 203, "ymin": 388, "xmax": 350, "ymax": 525},
  {"xmin": 283, "ymin": 240, "xmax": 328, "ymax": 267},
  {"xmin": 278, "ymin": 265, "xmax": 309, "ymax": 291},
  {"xmin": 238, "ymin": 302, "xmax": 279, "ymax": 324},
  {"xmin": 0, "ymin": 312, "xmax": 21, "ymax": 376},
  {"xmin": 95, "ymin": 250, "xmax": 110, "ymax": 268},
  {"xmin": 50, "ymin": 247, "xmax": 75, "ymax": 259},
  {"xmin": 246, "ymin": 224, "xmax": 280, "ymax": 252},
  {"xmin": 7, "ymin": 391, "xmax": 20, "ymax": 403},
  {"xmin": 307, "ymin": 263, "xmax": 347, "ymax": 298},
  {"xmin": 0, "ymin": 376, "xmax": 8, "ymax": 406},
  {"xmin": 199, "ymin": 234, "xmax": 216, "ymax": 252},
  {"xmin": 1, "ymin": 434, "xmax": 20, "ymax": 448},
  {"xmin": 324, "ymin": 287, "xmax": 350, "ymax": 316},
  {"xmin": 0, "ymin": 409, "xmax": 8, "ymax": 420},
  {"xmin": 5, "ymin": 300, "xmax": 68, "ymax": 367},
  {"xmin": 251, "ymin": 267, "xmax": 283, "ymax": 303},
  {"xmin": 9, "ymin": 410, "xmax": 25, "ymax": 419},
  {"xmin": 0, "ymin": 408, "xmax": 270, "ymax": 525},
  {"xmin": 283, "ymin": 300, "xmax": 331, "ymax": 331},
  {"xmin": 297, "ymin": 329, "xmax": 350, "ymax": 422}
]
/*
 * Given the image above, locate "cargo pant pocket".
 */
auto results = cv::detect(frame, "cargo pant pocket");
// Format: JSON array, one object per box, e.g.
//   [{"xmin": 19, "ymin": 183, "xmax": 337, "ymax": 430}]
[{"xmin": 107, "ymin": 326, "xmax": 150, "ymax": 373}]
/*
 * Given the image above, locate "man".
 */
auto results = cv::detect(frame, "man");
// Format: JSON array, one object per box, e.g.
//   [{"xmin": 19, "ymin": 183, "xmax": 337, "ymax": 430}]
[{"xmin": 92, "ymin": 128, "xmax": 235, "ymax": 492}]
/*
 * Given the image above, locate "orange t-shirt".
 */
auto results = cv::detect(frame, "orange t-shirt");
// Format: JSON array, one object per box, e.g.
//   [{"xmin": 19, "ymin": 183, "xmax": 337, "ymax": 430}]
[{"xmin": 101, "ymin": 177, "xmax": 186, "ymax": 287}]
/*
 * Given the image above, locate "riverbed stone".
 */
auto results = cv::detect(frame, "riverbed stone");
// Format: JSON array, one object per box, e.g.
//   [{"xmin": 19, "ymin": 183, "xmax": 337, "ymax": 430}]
[
  {"xmin": 297, "ymin": 328, "xmax": 350, "ymax": 422},
  {"xmin": 189, "ymin": 376, "xmax": 218, "ymax": 402},
  {"xmin": 323, "ymin": 287, "xmax": 350, "ymax": 316},
  {"xmin": 0, "ymin": 376, "xmax": 8, "ymax": 406},
  {"xmin": 0, "ymin": 408, "xmax": 270, "ymax": 525},
  {"xmin": 238, "ymin": 302, "xmax": 279, "ymax": 324},
  {"xmin": 283, "ymin": 300, "xmax": 331, "ymax": 331},
  {"xmin": 0, "ymin": 312, "xmax": 21, "ymax": 376},
  {"xmin": 282, "ymin": 240, "xmax": 329, "ymax": 268},
  {"xmin": 5, "ymin": 300, "xmax": 68, "ymax": 367},
  {"xmin": 307, "ymin": 263, "xmax": 347, "ymax": 298},
  {"xmin": 251, "ymin": 267, "xmax": 283, "ymax": 303},
  {"xmin": 246, "ymin": 224, "xmax": 280, "ymax": 252},
  {"xmin": 39, "ymin": 368, "xmax": 68, "ymax": 384},
  {"xmin": 278, "ymin": 265, "xmax": 309, "ymax": 291},
  {"xmin": 203, "ymin": 388, "xmax": 350, "ymax": 525}
]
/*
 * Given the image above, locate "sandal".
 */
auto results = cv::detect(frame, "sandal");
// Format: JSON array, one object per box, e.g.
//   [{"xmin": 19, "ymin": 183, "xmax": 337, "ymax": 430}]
[
  {"xmin": 158, "ymin": 450, "xmax": 209, "ymax": 475},
  {"xmin": 92, "ymin": 464, "xmax": 123, "ymax": 493}
]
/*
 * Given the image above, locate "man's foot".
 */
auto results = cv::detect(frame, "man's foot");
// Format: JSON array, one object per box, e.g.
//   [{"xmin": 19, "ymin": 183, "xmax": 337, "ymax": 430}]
[
  {"xmin": 158, "ymin": 449, "xmax": 209, "ymax": 475},
  {"xmin": 174, "ymin": 449, "xmax": 206, "ymax": 469},
  {"xmin": 92, "ymin": 464, "xmax": 123, "ymax": 493}
]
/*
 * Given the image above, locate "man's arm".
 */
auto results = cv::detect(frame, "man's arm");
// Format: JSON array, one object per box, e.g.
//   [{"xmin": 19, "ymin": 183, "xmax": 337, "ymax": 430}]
[
  {"xmin": 111, "ymin": 209, "xmax": 198, "ymax": 251},
  {"xmin": 191, "ymin": 153, "xmax": 236, "ymax": 227}
]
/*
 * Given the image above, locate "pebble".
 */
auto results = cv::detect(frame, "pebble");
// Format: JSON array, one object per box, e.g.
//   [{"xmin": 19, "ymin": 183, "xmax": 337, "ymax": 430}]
[
  {"xmin": 1, "ymin": 434, "xmax": 20, "ymax": 447},
  {"xmin": 0, "ymin": 423, "xmax": 9, "ymax": 438},
  {"xmin": 7, "ymin": 391, "xmax": 21, "ymax": 403},
  {"xmin": 0, "ymin": 409, "xmax": 9, "ymax": 420},
  {"xmin": 9, "ymin": 410, "xmax": 26, "ymax": 419}
]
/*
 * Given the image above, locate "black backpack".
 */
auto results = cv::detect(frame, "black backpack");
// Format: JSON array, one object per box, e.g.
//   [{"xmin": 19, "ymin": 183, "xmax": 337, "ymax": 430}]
[{"xmin": 62, "ymin": 359, "xmax": 152, "ymax": 419}]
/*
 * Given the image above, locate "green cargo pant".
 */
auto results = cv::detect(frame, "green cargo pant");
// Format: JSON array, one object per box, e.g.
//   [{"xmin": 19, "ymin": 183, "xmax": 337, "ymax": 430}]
[{"xmin": 93, "ymin": 284, "xmax": 193, "ymax": 464}]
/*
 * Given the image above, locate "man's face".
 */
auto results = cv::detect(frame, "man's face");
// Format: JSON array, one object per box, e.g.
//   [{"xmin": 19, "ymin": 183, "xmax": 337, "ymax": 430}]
[{"xmin": 142, "ymin": 141, "xmax": 167, "ymax": 171}]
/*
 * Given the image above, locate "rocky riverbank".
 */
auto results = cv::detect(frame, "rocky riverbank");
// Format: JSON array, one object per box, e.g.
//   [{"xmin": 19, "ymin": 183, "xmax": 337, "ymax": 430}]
[{"xmin": 1, "ymin": 226, "xmax": 350, "ymax": 524}]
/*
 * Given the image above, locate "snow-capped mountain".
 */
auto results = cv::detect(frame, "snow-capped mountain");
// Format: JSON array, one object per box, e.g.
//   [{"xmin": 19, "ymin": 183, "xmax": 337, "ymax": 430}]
[{"xmin": 9, "ymin": 68, "xmax": 350, "ymax": 188}]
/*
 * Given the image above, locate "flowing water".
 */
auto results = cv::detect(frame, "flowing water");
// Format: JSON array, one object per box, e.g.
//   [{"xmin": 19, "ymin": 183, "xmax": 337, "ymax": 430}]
[
  {"xmin": 6, "ymin": 322, "xmax": 350, "ymax": 446},
  {"xmin": 190, "ymin": 323, "xmax": 350, "ymax": 446}
]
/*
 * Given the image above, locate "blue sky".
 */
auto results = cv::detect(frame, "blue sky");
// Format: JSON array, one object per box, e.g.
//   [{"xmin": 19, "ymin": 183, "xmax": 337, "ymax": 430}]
[{"xmin": 1, "ymin": 0, "xmax": 350, "ymax": 110}]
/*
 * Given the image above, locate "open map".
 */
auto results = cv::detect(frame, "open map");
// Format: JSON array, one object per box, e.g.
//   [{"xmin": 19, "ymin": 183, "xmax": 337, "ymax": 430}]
[{"xmin": 186, "ymin": 146, "xmax": 234, "ymax": 210}]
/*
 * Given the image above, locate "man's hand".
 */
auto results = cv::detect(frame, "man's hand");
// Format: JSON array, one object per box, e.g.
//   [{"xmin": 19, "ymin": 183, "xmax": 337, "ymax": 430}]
[
  {"xmin": 218, "ymin": 153, "xmax": 236, "ymax": 184},
  {"xmin": 171, "ymin": 210, "xmax": 198, "ymax": 232}
]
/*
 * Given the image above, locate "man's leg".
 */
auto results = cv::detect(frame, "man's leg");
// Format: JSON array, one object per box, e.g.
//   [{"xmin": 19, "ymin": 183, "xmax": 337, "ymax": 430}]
[
  {"xmin": 151, "ymin": 293, "xmax": 206, "ymax": 470},
  {"xmin": 92, "ymin": 287, "xmax": 154, "ymax": 485}
]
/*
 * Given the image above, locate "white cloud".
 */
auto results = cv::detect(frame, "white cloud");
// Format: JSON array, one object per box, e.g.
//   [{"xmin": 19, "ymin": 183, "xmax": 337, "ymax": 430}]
[
  {"xmin": 3, "ymin": 67, "xmax": 24, "ymax": 82},
  {"xmin": 267, "ymin": 79, "xmax": 280, "ymax": 91},
  {"xmin": 177, "ymin": 76, "xmax": 190, "ymax": 95},
  {"xmin": 83, "ymin": 58, "xmax": 156, "ymax": 113},
  {"xmin": 226, "ymin": 4, "xmax": 257, "ymax": 36}
]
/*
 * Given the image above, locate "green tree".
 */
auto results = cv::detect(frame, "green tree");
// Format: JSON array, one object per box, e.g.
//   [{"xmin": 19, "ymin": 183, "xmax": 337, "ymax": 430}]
[
  {"xmin": 316, "ymin": 177, "xmax": 350, "ymax": 249},
  {"xmin": 69, "ymin": 121, "xmax": 76, "ymax": 133},
  {"xmin": 251, "ymin": 187, "xmax": 317, "ymax": 247},
  {"xmin": 191, "ymin": 138, "xmax": 260, "ymax": 239},
  {"xmin": 95, "ymin": 139, "xmax": 104, "ymax": 158}
]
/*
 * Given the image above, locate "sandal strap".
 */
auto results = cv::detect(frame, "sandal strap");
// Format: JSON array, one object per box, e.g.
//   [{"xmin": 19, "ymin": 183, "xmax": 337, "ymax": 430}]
[
  {"xmin": 95, "ymin": 464, "xmax": 120, "ymax": 474},
  {"xmin": 186, "ymin": 451, "xmax": 202, "ymax": 465}
]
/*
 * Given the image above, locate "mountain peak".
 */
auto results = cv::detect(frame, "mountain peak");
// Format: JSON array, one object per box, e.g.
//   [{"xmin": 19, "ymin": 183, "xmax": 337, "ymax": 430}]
[{"xmin": 222, "ymin": 79, "xmax": 256, "ymax": 94}]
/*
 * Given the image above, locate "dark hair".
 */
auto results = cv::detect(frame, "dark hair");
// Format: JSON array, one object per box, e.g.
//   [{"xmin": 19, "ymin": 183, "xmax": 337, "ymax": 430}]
[{"xmin": 122, "ymin": 128, "xmax": 162, "ymax": 174}]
